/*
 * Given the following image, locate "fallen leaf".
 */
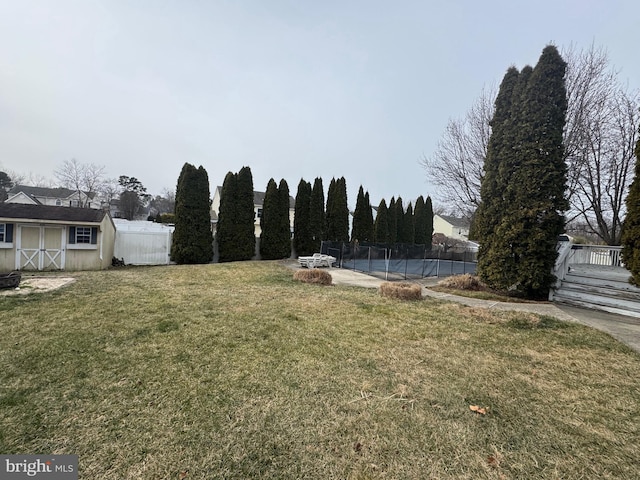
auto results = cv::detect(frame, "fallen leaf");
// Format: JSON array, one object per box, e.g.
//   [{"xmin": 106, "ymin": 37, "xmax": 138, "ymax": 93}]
[
  {"xmin": 487, "ymin": 455, "xmax": 499, "ymax": 468},
  {"xmin": 353, "ymin": 441, "xmax": 362, "ymax": 452},
  {"xmin": 179, "ymin": 470, "xmax": 188, "ymax": 479},
  {"xmin": 469, "ymin": 405, "xmax": 487, "ymax": 415}
]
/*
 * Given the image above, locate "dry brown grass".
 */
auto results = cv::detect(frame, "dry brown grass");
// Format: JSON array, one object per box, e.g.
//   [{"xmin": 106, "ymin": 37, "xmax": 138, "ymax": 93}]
[
  {"xmin": 293, "ymin": 268, "xmax": 333, "ymax": 285},
  {"xmin": 2, "ymin": 262, "xmax": 640, "ymax": 479},
  {"xmin": 438, "ymin": 273, "xmax": 486, "ymax": 291},
  {"xmin": 379, "ymin": 281, "xmax": 423, "ymax": 300}
]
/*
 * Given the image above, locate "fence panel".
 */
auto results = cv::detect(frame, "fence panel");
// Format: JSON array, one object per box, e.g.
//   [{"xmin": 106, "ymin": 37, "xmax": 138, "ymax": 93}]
[{"xmin": 320, "ymin": 241, "xmax": 477, "ymax": 279}]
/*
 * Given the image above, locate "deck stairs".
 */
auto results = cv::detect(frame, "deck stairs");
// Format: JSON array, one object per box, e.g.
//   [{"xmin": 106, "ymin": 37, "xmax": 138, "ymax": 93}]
[{"xmin": 550, "ymin": 244, "xmax": 640, "ymax": 318}]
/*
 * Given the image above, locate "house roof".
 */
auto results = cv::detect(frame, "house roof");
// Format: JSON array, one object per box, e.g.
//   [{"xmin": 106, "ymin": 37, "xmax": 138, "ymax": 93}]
[
  {"xmin": 0, "ymin": 203, "xmax": 108, "ymax": 223},
  {"xmin": 8, "ymin": 185, "xmax": 97, "ymax": 200},
  {"xmin": 437, "ymin": 214, "xmax": 470, "ymax": 228}
]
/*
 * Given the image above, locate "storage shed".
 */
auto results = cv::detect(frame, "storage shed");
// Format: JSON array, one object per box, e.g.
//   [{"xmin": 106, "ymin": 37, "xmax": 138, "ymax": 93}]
[{"xmin": 0, "ymin": 203, "xmax": 115, "ymax": 271}]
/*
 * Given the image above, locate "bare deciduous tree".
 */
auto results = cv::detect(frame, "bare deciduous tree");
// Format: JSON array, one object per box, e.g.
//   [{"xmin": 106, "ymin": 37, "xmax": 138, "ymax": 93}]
[
  {"xmin": 421, "ymin": 85, "xmax": 495, "ymax": 220},
  {"xmin": 54, "ymin": 158, "xmax": 107, "ymax": 207},
  {"xmin": 563, "ymin": 45, "xmax": 639, "ymax": 245},
  {"xmin": 423, "ymin": 44, "xmax": 639, "ymax": 244}
]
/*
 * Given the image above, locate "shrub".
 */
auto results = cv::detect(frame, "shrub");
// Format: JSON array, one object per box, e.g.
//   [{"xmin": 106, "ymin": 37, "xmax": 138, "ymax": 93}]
[
  {"xmin": 379, "ymin": 282, "xmax": 422, "ymax": 301},
  {"xmin": 439, "ymin": 274, "xmax": 486, "ymax": 291},
  {"xmin": 293, "ymin": 269, "xmax": 333, "ymax": 286}
]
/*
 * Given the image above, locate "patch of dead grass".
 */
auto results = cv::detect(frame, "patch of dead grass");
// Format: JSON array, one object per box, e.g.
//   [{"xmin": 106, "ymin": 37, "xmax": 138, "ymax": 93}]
[
  {"xmin": 379, "ymin": 281, "xmax": 422, "ymax": 301},
  {"xmin": 293, "ymin": 268, "xmax": 333, "ymax": 285}
]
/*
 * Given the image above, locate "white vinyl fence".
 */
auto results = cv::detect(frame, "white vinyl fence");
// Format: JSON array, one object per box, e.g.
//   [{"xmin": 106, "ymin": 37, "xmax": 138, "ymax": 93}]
[{"xmin": 113, "ymin": 220, "xmax": 174, "ymax": 265}]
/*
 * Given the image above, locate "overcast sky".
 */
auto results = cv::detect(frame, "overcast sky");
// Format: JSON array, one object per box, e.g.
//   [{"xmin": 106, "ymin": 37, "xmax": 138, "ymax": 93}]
[{"xmin": 1, "ymin": 0, "xmax": 638, "ymax": 209}]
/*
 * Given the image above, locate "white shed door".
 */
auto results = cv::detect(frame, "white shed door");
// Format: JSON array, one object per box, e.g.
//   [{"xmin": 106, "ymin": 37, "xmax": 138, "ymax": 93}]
[{"xmin": 17, "ymin": 225, "xmax": 65, "ymax": 270}]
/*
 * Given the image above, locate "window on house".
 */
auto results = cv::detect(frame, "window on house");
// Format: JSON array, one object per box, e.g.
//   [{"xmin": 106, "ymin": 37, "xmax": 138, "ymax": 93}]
[
  {"xmin": 70, "ymin": 200, "xmax": 79, "ymax": 207},
  {"xmin": 0, "ymin": 223, "xmax": 4, "ymax": 242},
  {"xmin": 256, "ymin": 208, "xmax": 263, "ymax": 219},
  {"xmin": 56, "ymin": 199, "xmax": 62, "ymax": 206}
]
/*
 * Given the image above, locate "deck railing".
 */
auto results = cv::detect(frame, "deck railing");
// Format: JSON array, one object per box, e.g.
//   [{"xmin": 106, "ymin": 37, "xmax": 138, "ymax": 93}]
[{"xmin": 553, "ymin": 243, "xmax": 623, "ymax": 285}]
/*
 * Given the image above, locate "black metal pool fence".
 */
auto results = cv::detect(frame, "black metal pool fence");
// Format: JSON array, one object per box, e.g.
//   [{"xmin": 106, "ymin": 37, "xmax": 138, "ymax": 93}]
[{"xmin": 320, "ymin": 241, "xmax": 477, "ymax": 280}]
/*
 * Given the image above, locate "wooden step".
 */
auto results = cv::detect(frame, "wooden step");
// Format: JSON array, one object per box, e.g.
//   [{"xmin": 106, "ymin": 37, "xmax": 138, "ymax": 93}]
[{"xmin": 553, "ymin": 287, "xmax": 640, "ymax": 317}]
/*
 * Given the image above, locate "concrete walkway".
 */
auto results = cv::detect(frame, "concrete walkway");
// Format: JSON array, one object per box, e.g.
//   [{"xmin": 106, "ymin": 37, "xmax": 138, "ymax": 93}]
[{"xmin": 326, "ymin": 266, "xmax": 640, "ymax": 353}]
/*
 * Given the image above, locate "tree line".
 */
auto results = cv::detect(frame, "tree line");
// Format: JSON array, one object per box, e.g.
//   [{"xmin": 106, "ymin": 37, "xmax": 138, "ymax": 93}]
[{"xmin": 169, "ymin": 163, "xmax": 436, "ymax": 264}]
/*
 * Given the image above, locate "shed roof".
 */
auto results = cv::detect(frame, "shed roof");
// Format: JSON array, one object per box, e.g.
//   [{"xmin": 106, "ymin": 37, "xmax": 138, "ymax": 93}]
[{"xmin": 0, "ymin": 203, "xmax": 108, "ymax": 223}]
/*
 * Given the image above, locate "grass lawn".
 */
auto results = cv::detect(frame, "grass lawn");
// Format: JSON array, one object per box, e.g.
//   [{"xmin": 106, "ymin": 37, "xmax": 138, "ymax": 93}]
[{"xmin": 1, "ymin": 262, "xmax": 639, "ymax": 479}]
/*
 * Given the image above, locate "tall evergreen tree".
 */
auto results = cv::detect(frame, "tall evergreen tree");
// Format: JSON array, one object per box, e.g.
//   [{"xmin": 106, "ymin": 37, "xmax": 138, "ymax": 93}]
[
  {"xmin": 260, "ymin": 179, "xmax": 291, "ymax": 259},
  {"xmin": 217, "ymin": 171, "xmax": 240, "ymax": 262},
  {"xmin": 351, "ymin": 186, "xmax": 373, "ymax": 242},
  {"xmin": 235, "ymin": 166, "xmax": 256, "ymax": 260},
  {"xmin": 325, "ymin": 178, "xmax": 337, "ymax": 241},
  {"xmin": 425, "ymin": 196, "xmax": 434, "ymax": 250},
  {"xmin": 260, "ymin": 179, "xmax": 280, "ymax": 259},
  {"xmin": 402, "ymin": 202, "xmax": 415, "ymax": 244},
  {"xmin": 309, "ymin": 177, "xmax": 325, "ymax": 250},
  {"xmin": 326, "ymin": 177, "xmax": 349, "ymax": 242},
  {"xmin": 363, "ymin": 192, "xmax": 375, "ymax": 242},
  {"xmin": 414, "ymin": 196, "xmax": 428, "ymax": 245},
  {"xmin": 476, "ymin": 66, "xmax": 523, "ymax": 287},
  {"xmin": 374, "ymin": 199, "xmax": 390, "ymax": 243},
  {"xmin": 294, "ymin": 179, "xmax": 313, "ymax": 256},
  {"xmin": 388, "ymin": 197, "xmax": 397, "ymax": 243},
  {"xmin": 171, "ymin": 163, "xmax": 213, "ymax": 264},
  {"xmin": 622, "ymin": 130, "xmax": 640, "ymax": 285},
  {"xmin": 395, "ymin": 197, "xmax": 405, "ymax": 243},
  {"xmin": 278, "ymin": 179, "xmax": 293, "ymax": 258},
  {"xmin": 477, "ymin": 46, "xmax": 568, "ymax": 298}
]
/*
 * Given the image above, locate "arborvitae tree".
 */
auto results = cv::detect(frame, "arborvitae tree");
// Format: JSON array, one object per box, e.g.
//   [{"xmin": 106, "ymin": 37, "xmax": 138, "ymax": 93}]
[
  {"xmin": 236, "ymin": 166, "xmax": 256, "ymax": 260},
  {"xmin": 309, "ymin": 177, "xmax": 325, "ymax": 250},
  {"xmin": 402, "ymin": 202, "xmax": 415, "ymax": 244},
  {"xmin": 622, "ymin": 131, "xmax": 640, "ymax": 285},
  {"xmin": 326, "ymin": 177, "xmax": 349, "ymax": 242},
  {"xmin": 278, "ymin": 179, "xmax": 292, "ymax": 258},
  {"xmin": 414, "ymin": 196, "xmax": 428, "ymax": 244},
  {"xmin": 395, "ymin": 197, "xmax": 405, "ymax": 242},
  {"xmin": 508, "ymin": 47, "xmax": 567, "ymax": 297},
  {"xmin": 478, "ymin": 46, "xmax": 568, "ymax": 298},
  {"xmin": 260, "ymin": 179, "xmax": 280, "ymax": 259},
  {"xmin": 294, "ymin": 179, "xmax": 313, "ymax": 256},
  {"xmin": 476, "ymin": 66, "xmax": 523, "ymax": 287},
  {"xmin": 475, "ymin": 66, "xmax": 521, "ymax": 249},
  {"xmin": 336, "ymin": 177, "xmax": 349, "ymax": 242},
  {"xmin": 260, "ymin": 179, "xmax": 291, "ymax": 259},
  {"xmin": 217, "ymin": 171, "xmax": 240, "ymax": 262},
  {"xmin": 363, "ymin": 192, "xmax": 375, "ymax": 242},
  {"xmin": 374, "ymin": 199, "xmax": 390, "ymax": 243},
  {"xmin": 425, "ymin": 196, "xmax": 434, "ymax": 250},
  {"xmin": 388, "ymin": 197, "xmax": 397, "ymax": 243},
  {"xmin": 351, "ymin": 185, "xmax": 371, "ymax": 242},
  {"xmin": 326, "ymin": 178, "xmax": 337, "ymax": 241},
  {"xmin": 171, "ymin": 163, "xmax": 213, "ymax": 264}
]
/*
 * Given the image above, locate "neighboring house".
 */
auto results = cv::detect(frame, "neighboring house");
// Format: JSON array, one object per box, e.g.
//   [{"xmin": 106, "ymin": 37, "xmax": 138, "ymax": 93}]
[
  {"xmin": 433, "ymin": 214, "xmax": 470, "ymax": 241},
  {"xmin": 109, "ymin": 198, "xmax": 150, "ymax": 220},
  {"xmin": 0, "ymin": 203, "xmax": 115, "ymax": 271},
  {"xmin": 6, "ymin": 185, "xmax": 103, "ymax": 209},
  {"xmin": 211, "ymin": 186, "xmax": 295, "ymax": 237}
]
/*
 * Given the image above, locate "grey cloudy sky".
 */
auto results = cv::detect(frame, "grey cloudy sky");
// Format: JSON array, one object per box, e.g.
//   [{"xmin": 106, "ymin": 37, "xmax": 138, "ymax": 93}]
[{"xmin": 1, "ymin": 0, "xmax": 638, "ymax": 208}]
